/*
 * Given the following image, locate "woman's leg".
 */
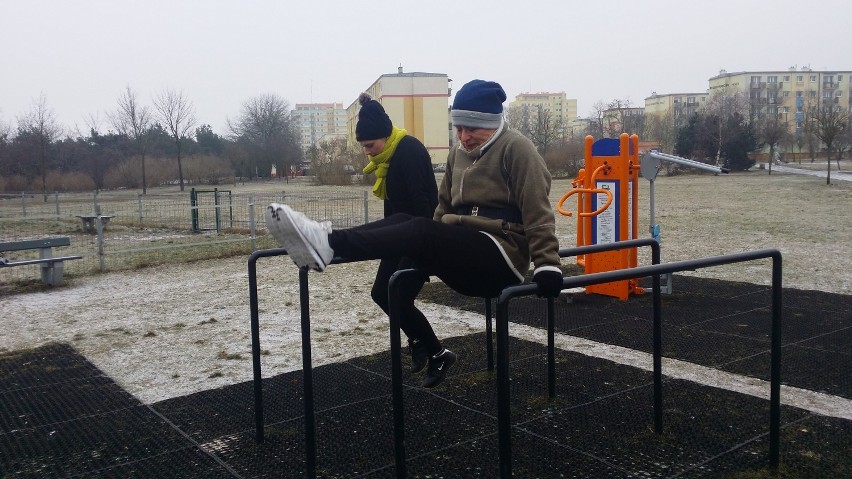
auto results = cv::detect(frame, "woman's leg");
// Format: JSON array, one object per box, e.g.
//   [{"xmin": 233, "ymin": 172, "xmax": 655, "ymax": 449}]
[{"xmin": 331, "ymin": 217, "xmax": 520, "ymax": 299}]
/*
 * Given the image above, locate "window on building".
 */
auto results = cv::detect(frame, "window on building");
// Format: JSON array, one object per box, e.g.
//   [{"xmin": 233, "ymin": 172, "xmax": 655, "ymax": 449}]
[
  {"xmin": 825, "ymin": 75, "xmax": 835, "ymax": 84},
  {"xmin": 784, "ymin": 76, "xmax": 790, "ymax": 81},
  {"xmin": 823, "ymin": 91, "xmax": 832, "ymax": 98},
  {"xmin": 838, "ymin": 75, "xmax": 843, "ymax": 81},
  {"xmin": 796, "ymin": 75, "xmax": 803, "ymax": 82},
  {"xmin": 751, "ymin": 76, "xmax": 761, "ymax": 83},
  {"xmin": 783, "ymin": 91, "xmax": 790, "ymax": 97},
  {"xmin": 810, "ymin": 75, "xmax": 817, "ymax": 82},
  {"xmin": 767, "ymin": 76, "xmax": 778, "ymax": 83},
  {"xmin": 796, "ymin": 91, "xmax": 803, "ymax": 97}
]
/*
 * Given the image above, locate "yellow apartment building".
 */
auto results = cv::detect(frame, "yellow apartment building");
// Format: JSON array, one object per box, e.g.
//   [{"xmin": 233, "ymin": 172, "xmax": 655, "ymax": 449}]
[
  {"xmin": 708, "ymin": 68, "xmax": 852, "ymax": 140},
  {"xmin": 508, "ymin": 92, "xmax": 578, "ymax": 139},
  {"xmin": 347, "ymin": 68, "xmax": 451, "ymax": 164},
  {"xmin": 644, "ymin": 92, "xmax": 708, "ymax": 129}
]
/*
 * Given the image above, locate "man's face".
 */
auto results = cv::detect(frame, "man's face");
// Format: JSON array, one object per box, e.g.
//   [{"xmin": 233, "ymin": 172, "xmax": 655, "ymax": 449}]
[
  {"xmin": 359, "ymin": 138, "xmax": 387, "ymax": 157},
  {"xmin": 455, "ymin": 126, "xmax": 496, "ymax": 151}
]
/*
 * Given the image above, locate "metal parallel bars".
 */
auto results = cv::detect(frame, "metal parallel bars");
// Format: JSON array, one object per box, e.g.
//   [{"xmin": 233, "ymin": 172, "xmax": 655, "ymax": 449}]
[
  {"xmin": 248, "ymin": 243, "xmax": 781, "ymax": 479},
  {"xmin": 494, "ymin": 248, "xmax": 782, "ymax": 477}
]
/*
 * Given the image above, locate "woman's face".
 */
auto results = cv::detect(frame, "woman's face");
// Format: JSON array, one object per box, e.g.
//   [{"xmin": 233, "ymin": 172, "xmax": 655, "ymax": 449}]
[
  {"xmin": 359, "ymin": 137, "xmax": 387, "ymax": 157},
  {"xmin": 455, "ymin": 126, "xmax": 495, "ymax": 151}
]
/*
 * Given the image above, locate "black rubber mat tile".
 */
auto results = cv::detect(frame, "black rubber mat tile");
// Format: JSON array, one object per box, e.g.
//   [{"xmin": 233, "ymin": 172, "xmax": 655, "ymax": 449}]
[
  {"xmin": 84, "ymin": 447, "xmax": 236, "ymax": 478},
  {"xmin": 792, "ymin": 325, "xmax": 852, "ymax": 354},
  {"xmin": 684, "ymin": 413, "xmax": 852, "ymax": 478},
  {"xmin": 0, "ymin": 343, "xmax": 101, "ymax": 393},
  {"xmin": 154, "ymin": 364, "xmax": 393, "ymax": 443},
  {"xmin": 0, "ymin": 374, "xmax": 138, "ymax": 432},
  {"xmin": 523, "ymin": 378, "xmax": 811, "ymax": 478},
  {"xmin": 723, "ymin": 343, "xmax": 852, "ymax": 399},
  {"xmin": 0, "ymin": 405, "xmax": 195, "ymax": 478}
]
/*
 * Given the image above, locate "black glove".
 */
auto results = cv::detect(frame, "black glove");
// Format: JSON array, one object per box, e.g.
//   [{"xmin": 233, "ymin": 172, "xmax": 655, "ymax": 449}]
[{"xmin": 532, "ymin": 269, "xmax": 563, "ymax": 298}]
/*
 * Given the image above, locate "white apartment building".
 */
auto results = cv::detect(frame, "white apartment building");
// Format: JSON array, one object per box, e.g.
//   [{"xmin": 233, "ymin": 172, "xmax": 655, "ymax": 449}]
[{"xmin": 292, "ymin": 103, "xmax": 348, "ymax": 152}]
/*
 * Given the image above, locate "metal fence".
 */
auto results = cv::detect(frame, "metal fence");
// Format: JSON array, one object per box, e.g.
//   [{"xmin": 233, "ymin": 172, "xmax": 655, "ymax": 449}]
[{"xmin": 0, "ymin": 189, "xmax": 380, "ymax": 285}]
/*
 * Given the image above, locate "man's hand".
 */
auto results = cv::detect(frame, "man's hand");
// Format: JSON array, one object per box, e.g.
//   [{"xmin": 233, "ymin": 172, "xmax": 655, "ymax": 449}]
[{"xmin": 532, "ymin": 269, "xmax": 563, "ymax": 298}]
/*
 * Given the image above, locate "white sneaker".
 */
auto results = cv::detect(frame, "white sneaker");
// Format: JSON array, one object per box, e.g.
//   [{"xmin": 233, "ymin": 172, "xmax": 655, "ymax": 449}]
[{"xmin": 266, "ymin": 203, "xmax": 334, "ymax": 271}]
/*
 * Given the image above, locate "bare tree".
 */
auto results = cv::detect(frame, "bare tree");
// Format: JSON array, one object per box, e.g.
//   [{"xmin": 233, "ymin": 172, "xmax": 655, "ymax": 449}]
[
  {"xmin": 587, "ymin": 100, "xmax": 607, "ymax": 138},
  {"xmin": 17, "ymin": 94, "xmax": 62, "ymax": 200},
  {"xmin": 760, "ymin": 115, "xmax": 790, "ymax": 175},
  {"xmin": 110, "ymin": 86, "xmax": 153, "ymax": 193},
  {"xmin": 228, "ymin": 93, "xmax": 299, "ymax": 180},
  {"xmin": 154, "ymin": 89, "xmax": 197, "ymax": 191},
  {"xmin": 644, "ymin": 109, "xmax": 677, "ymax": 153},
  {"xmin": 811, "ymin": 104, "xmax": 849, "ymax": 185},
  {"xmin": 704, "ymin": 88, "xmax": 750, "ymax": 166}
]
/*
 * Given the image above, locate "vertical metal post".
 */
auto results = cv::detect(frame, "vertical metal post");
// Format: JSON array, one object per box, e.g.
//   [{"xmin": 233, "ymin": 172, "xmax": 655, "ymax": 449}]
[
  {"xmin": 248, "ymin": 251, "xmax": 265, "ymax": 442},
  {"xmin": 249, "ymin": 198, "xmax": 257, "ymax": 252},
  {"xmin": 652, "ymin": 262, "xmax": 663, "ymax": 433},
  {"xmin": 363, "ymin": 191, "xmax": 369, "ymax": 225},
  {"xmin": 547, "ymin": 297, "xmax": 556, "ymax": 398},
  {"xmin": 96, "ymin": 216, "xmax": 106, "ymax": 273},
  {"xmin": 54, "ymin": 192, "xmax": 60, "ymax": 218},
  {"xmin": 769, "ymin": 255, "xmax": 783, "ymax": 469},
  {"xmin": 388, "ymin": 270, "xmax": 410, "ymax": 478},
  {"xmin": 496, "ymin": 297, "xmax": 512, "ymax": 479},
  {"xmin": 299, "ymin": 267, "xmax": 317, "ymax": 478},
  {"xmin": 214, "ymin": 188, "xmax": 221, "ymax": 233},
  {"xmin": 21, "ymin": 192, "xmax": 27, "ymax": 217},
  {"xmin": 137, "ymin": 194, "xmax": 143, "ymax": 223},
  {"xmin": 485, "ymin": 298, "xmax": 494, "ymax": 371},
  {"xmin": 190, "ymin": 188, "xmax": 198, "ymax": 232}
]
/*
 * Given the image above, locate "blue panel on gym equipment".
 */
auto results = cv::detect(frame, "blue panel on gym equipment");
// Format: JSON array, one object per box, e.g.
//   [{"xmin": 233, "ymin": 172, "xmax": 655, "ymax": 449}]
[{"xmin": 591, "ymin": 138, "xmax": 620, "ymax": 156}]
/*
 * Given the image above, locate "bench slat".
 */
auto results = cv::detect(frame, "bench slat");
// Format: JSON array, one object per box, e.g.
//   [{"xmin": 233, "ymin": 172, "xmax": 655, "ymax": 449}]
[
  {"xmin": 0, "ymin": 237, "xmax": 72, "ymax": 252},
  {"xmin": 0, "ymin": 256, "xmax": 83, "ymax": 267}
]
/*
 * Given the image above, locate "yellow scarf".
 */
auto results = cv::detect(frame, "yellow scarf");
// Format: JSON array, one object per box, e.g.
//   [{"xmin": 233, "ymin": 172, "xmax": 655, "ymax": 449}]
[{"xmin": 363, "ymin": 127, "xmax": 407, "ymax": 200}]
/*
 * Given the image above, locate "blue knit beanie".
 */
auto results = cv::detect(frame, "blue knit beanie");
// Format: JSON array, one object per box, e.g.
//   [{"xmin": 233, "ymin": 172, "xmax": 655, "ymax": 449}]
[
  {"xmin": 451, "ymin": 79, "xmax": 506, "ymax": 129},
  {"xmin": 356, "ymin": 93, "xmax": 393, "ymax": 141}
]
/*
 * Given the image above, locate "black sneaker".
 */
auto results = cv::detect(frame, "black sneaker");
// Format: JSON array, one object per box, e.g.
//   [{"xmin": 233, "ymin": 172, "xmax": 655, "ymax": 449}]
[
  {"xmin": 409, "ymin": 339, "xmax": 429, "ymax": 374},
  {"xmin": 422, "ymin": 348, "xmax": 457, "ymax": 388}
]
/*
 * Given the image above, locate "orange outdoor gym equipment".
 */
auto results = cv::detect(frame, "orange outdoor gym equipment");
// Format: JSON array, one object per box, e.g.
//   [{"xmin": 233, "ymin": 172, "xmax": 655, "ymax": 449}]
[{"xmin": 557, "ymin": 133, "xmax": 643, "ymax": 300}]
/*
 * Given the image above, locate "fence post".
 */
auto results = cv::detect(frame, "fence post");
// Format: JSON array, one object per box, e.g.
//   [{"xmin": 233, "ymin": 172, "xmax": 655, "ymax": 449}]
[
  {"xmin": 54, "ymin": 192, "xmax": 60, "ymax": 219},
  {"xmin": 93, "ymin": 190, "xmax": 100, "ymax": 215},
  {"xmin": 249, "ymin": 198, "xmax": 257, "ymax": 252},
  {"xmin": 96, "ymin": 216, "xmax": 106, "ymax": 273},
  {"xmin": 21, "ymin": 192, "xmax": 27, "ymax": 217},
  {"xmin": 363, "ymin": 191, "xmax": 369, "ymax": 225},
  {"xmin": 214, "ymin": 188, "xmax": 221, "ymax": 233},
  {"xmin": 137, "ymin": 194, "xmax": 143, "ymax": 223}
]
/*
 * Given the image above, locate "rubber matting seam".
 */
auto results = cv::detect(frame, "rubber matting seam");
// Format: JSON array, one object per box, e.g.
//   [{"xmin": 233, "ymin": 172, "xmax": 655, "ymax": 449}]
[
  {"xmin": 144, "ymin": 404, "xmax": 244, "ymax": 478},
  {"xmin": 61, "ymin": 443, "xmax": 210, "ymax": 479},
  {"xmin": 0, "ymin": 403, "xmax": 142, "ymax": 436}
]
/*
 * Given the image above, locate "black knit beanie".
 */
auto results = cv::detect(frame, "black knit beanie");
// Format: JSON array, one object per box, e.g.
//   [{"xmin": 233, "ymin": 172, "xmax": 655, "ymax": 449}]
[{"xmin": 355, "ymin": 93, "xmax": 393, "ymax": 141}]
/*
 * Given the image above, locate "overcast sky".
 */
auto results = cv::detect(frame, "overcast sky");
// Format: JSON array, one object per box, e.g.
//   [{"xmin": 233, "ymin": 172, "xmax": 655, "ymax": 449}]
[{"xmin": 1, "ymin": 0, "xmax": 848, "ymax": 136}]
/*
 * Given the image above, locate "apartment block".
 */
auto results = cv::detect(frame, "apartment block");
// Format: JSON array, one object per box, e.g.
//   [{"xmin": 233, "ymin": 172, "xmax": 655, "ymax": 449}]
[
  {"xmin": 709, "ymin": 68, "xmax": 852, "ymax": 138},
  {"xmin": 348, "ymin": 68, "xmax": 450, "ymax": 164},
  {"xmin": 644, "ymin": 92, "xmax": 708, "ymax": 129},
  {"xmin": 292, "ymin": 103, "xmax": 347, "ymax": 151},
  {"xmin": 509, "ymin": 92, "xmax": 579, "ymax": 138}
]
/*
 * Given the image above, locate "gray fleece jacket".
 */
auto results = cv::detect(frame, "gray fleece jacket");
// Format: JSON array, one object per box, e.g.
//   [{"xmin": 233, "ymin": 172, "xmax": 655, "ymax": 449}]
[{"xmin": 433, "ymin": 126, "xmax": 561, "ymax": 281}]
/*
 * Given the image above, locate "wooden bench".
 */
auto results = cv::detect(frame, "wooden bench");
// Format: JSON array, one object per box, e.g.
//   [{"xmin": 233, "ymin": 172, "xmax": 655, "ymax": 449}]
[{"xmin": 0, "ymin": 237, "xmax": 83, "ymax": 286}]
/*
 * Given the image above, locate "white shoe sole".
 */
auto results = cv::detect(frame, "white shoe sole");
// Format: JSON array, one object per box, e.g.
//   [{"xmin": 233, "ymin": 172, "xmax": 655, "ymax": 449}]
[{"xmin": 266, "ymin": 204, "xmax": 328, "ymax": 271}]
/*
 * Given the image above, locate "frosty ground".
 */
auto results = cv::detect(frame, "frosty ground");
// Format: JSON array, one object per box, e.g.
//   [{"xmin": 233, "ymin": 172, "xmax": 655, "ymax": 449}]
[{"xmin": 1, "ymin": 168, "xmax": 850, "ymax": 406}]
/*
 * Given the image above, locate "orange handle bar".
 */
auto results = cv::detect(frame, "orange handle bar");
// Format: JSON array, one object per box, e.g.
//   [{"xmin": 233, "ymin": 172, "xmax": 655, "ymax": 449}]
[{"xmin": 556, "ymin": 187, "xmax": 613, "ymax": 217}]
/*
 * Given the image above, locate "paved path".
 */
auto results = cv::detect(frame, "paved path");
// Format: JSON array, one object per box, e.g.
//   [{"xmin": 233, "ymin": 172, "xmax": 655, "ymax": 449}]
[{"xmin": 770, "ymin": 163, "xmax": 852, "ymax": 182}]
